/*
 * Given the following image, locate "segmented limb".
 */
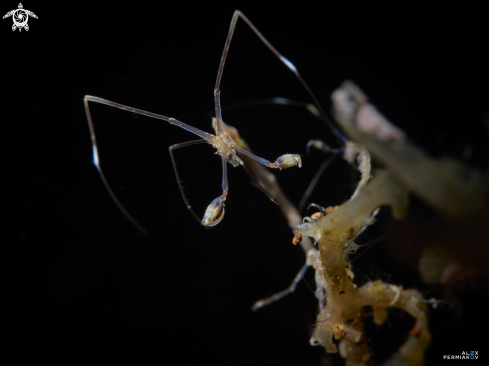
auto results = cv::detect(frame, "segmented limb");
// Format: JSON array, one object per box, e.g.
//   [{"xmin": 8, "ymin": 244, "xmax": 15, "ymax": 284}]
[
  {"xmin": 201, "ymin": 157, "xmax": 228, "ymax": 227},
  {"xmin": 169, "ymin": 139, "xmax": 209, "ymax": 226},
  {"xmin": 216, "ymin": 122, "xmax": 321, "ymax": 310},
  {"xmin": 216, "ymin": 95, "xmax": 366, "ymax": 208},
  {"xmin": 170, "ymin": 140, "xmax": 229, "ymax": 228},
  {"xmin": 219, "ymin": 121, "xmax": 313, "ymax": 253},
  {"xmin": 251, "ymin": 263, "xmax": 309, "ymax": 311},
  {"xmin": 306, "ymin": 140, "xmax": 345, "ymax": 157},
  {"xmin": 239, "ymin": 161, "xmax": 278, "ymax": 204},
  {"xmin": 307, "ymin": 138, "xmax": 371, "ymax": 200},
  {"xmin": 84, "ymin": 95, "xmax": 216, "ymax": 234},
  {"xmin": 233, "ymin": 145, "xmax": 302, "ymax": 169},
  {"xmin": 213, "ymin": 11, "xmax": 347, "ymax": 146},
  {"xmin": 213, "ymin": 78, "xmax": 302, "ymax": 169},
  {"xmin": 219, "ymin": 97, "xmax": 321, "ymax": 120},
  {"xmin": 308, "ymin": 203, "xmax": 329, "ymax": 217},
  {"xmin": 85, "ymin": 96, "xmax": 215, "ymax": 142},
  {"xmin": 298, "ymin": 155, "xmax": 338, "ymax": 212},
  {"xmin": 230, "ymin": 97, "xmax": 370, "ymax": 201},
  {"xmin": 210, "ymin": 119, "xmax": 301, "ymax": 172}
]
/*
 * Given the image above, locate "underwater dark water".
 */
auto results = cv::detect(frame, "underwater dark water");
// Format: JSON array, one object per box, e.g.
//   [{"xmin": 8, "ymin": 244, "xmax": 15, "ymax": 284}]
[{"xmin": 11, "ymin": 2, "xmax": 487, "ymax": 364}]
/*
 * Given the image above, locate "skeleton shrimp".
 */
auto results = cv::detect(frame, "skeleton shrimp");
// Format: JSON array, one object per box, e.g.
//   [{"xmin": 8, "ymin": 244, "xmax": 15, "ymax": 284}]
[{"xmin": 84, "ymin": 11, "xmax": 312, "ymax": 234}]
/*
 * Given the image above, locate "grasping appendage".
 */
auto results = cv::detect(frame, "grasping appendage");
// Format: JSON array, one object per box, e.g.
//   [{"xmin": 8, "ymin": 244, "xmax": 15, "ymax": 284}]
[{"xmin": 225, "ymin": 96, "xmax": 370, "ymax": 210}]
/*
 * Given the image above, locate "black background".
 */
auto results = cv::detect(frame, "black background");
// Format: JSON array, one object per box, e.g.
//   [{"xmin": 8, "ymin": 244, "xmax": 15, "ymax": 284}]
[{"xmin": 11, "ymin": 1, "xmax": 487, "ymax": 364}]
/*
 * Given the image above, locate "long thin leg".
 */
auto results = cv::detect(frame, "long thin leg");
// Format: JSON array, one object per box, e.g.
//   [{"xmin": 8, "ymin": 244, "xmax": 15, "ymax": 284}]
[
  {"xmin": 88, "ymin": 150, "xmax": 149, "ymax": 236},
  {"xmin": 219, "ymin": 97, "xmax": 365, "ymax": 208},
  {"xmin": 307, "ymin": 140, "xmax": 345, "ymax": 157},
  {"xmin": 214, "ymin": 11, "xmax": 347, "ymax": 145},
  {"xmin": 169, "ymin": 139, "xmax": 209, "ymax": 225},
  {"xmin": 84, "ymin": 96, "xmax": 216, "ymax": 142},
  {"xmin": 208, "ymin": 157, "xmax": 229, "ymax": 226},
  {"xmin": 220, "ymin": 156, "xmax": 229, "ymax": 199},
  {"xmin": 201, "ymin": 156, "xmax": 229, "ymax": 227},
  {"xmin": 210, "ymin": 118, "xmax": 300, "ymax": 172},
  {"xmin": 84, "ymin": 95, "xmax": 217, "ymax": 234},
  {"xmin": 217, "ymin": 97, "xmax": 321, "ymax": 123},
  {"xmin": 240, "ymin": 161, "xmax": 278, "ymax": 204},
  {"xmin": 221, "ymin": 97, "xmax": 321, "ymax": 120},
  {"xmin": 251, "ymin": 263, "xmax": 310, "ymax": 311},
  {"xmin": 233, "ymin": 145, "xmax": 301, "ymax": 169},
  {"xmin": 247, "ymin": 98, "xmax": 369, "ymax": 199},
  {"xmin": 298, "ymin": 154, "xmax": 339, "ymax": 212}
]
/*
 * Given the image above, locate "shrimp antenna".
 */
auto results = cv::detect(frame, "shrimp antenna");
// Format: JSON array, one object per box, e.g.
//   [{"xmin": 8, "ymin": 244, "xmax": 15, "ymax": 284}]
[{"xmin": 218, "ymin": 11, "xmax": 348, "ymax": 146}]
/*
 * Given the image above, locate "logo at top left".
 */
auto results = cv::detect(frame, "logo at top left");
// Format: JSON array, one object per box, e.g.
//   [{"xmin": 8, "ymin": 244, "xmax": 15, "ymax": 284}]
[{"xmin": 3, "ymin": 3, "xmax": 37, "ymax": 32}]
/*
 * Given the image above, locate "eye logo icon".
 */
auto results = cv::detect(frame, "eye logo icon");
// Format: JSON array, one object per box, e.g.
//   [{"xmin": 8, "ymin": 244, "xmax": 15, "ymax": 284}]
[{"xmin": 3, "ymin": 3, "xmax": 37, "ymax": 32}]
